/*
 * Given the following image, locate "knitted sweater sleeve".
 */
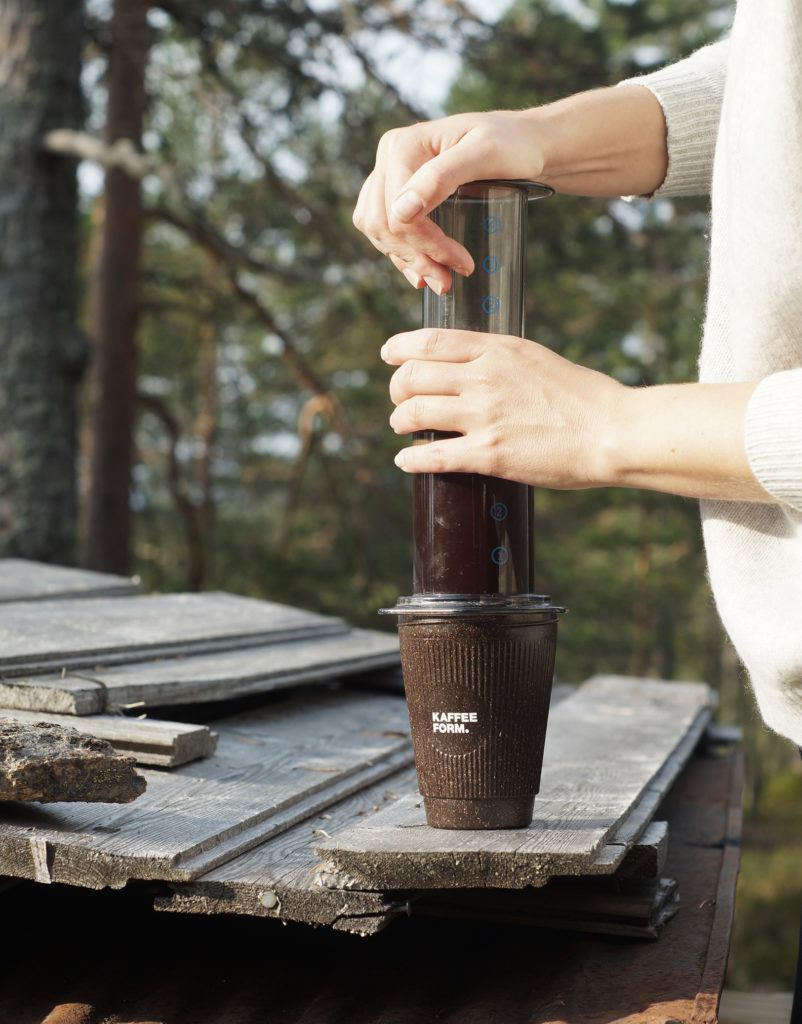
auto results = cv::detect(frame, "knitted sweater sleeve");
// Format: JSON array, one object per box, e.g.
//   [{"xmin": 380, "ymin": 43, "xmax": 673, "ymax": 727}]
[
  {"xmin": 745, "ymin": 369, "xmax": 802, "ymax": 513},
  {"xmin": 617, "ymin": 39, "xmax": 730, "ymax": 197}
]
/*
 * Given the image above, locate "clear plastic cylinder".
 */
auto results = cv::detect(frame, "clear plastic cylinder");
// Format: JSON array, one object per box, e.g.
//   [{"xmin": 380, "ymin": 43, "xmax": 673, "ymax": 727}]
[{"xmin": 412, "ymin": 181, "xmax": 549, "ymax": 596}]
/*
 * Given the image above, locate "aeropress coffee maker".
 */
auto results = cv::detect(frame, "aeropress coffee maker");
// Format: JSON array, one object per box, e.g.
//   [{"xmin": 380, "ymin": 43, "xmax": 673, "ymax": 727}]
[{"xmin": 382, "ymin": 181, "xmax": 565, "ymax": 830}]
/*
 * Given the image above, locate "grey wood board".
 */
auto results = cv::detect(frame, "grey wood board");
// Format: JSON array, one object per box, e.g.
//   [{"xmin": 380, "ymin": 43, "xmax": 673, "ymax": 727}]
[
  {"xmin": 0, "ymin": 691, "xmax": 412, "ymax": 888},
  {"xmin": 155, "ymin": 779, "xmax": 672, "ymax": 937},
  {"xmin": 412, "ymin": 876, "xmax": 680, "ymax": 940},
  {"xmin": 315, "ymin": 676, "xmax": 714, "ymax": 891},
  {"xmin": 0, "ymin": 676, "xmax": 105, "ymax": 716},
  {"xmin": 0, "ymin": 559, "xmax": 139, "ymax": 603},
  {"xmin": 610, "ymin": 819, "xmax": 668, "ymax": 880},
  {"xmin": 0, "ymin": 708, "xmax": 217, "ymax": 767},
  {"xmin": 0, "ymin": 592, "xmax": 346, "ymax": 676},
  {"xmin": 153, "ymin": 692, "xmax": 681, "ymax": 935},
  {"xmin": 583, "ymin": 705, "xmax": 712, "ymax": 875},
  {"xmin": 78, "ymin": 629, "xmax": 400, "ymax": 710},
  {"xmin": 159, "ymin": 766, "xmax": 421, "ymax": 936},
  {"xmin": 0, "ymin": 629, "xmax": 400, "ymax": 715}
]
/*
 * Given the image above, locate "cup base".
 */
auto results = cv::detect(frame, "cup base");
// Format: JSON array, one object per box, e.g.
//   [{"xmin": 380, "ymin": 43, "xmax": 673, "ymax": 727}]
[{"xmin": 423, "ymin": 795, "xmax": 535, "ymax": 830}]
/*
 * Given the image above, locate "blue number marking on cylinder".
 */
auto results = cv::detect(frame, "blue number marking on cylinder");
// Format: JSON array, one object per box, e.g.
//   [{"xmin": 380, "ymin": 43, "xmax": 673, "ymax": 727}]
[
  {"xmin": 482, "ymin": 255, "xmax": 501, "ymax": 274},
  {"xmin": 482, "ymin": 295, "xmax": 500, "ymax": 315},
  {"xmin": 482, "ymin": 215, "xmax": 502, "ymax": 235},
  {"xmin": 491, "ymin": 546, "xmax": 509, "ymax": 566},
  {"xmin": 489, "ymin": 501, "xmax": 508, "ymax": 522}
]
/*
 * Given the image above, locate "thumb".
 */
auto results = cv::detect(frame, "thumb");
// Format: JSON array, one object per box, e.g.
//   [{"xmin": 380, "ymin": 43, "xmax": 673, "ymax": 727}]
[{"xmin": 389, "ymin": 134, "xmax": 491, "ymax": 224}]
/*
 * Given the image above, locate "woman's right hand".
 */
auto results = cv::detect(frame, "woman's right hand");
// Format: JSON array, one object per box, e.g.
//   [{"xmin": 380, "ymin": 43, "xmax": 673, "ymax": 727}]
[{"xmin": 352, "ymin": 110, "xmax": 547, "ymax": 294}]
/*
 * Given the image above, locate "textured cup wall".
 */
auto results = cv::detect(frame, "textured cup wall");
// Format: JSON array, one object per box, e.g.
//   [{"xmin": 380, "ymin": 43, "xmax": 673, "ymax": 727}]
[{"xmin": 398, "ymin": 614, "xmax": 558, "ymax": 810}]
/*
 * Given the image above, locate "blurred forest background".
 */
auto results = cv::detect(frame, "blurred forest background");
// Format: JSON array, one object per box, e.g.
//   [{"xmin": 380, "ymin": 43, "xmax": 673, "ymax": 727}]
[{"xmin": 2, "ymin": 0, "xmax": 801, "ymax": 991}]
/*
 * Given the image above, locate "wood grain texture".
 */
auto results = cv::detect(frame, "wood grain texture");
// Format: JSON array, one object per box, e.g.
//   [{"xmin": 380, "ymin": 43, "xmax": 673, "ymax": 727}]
[
  {"xmin": 0, "ymin": 691, "xmax": 411, "ymax": 888},
  {"xmin": 0, "ymin": 708, "xmax": 217, "ymax": 766},
  {"xmin": 159, "ymin": 766, "xmax": 421, "ymax": 934},
  {"xmin": 0, "ymin": 676, "xmax": 104, "ymax": 716},
  {"xmin": 0, "ymin": 591, "xmax": 346, "ymax": 676},
  {"xmin": 76, "ymin": 628, "xmax": 400, "ymax": 710},
  {"xmin": 0, "ymin": 719, "xmax": 146, "ymax": 804},
  {"xmin": 159, "ymin": 788, "xmax": 672, "ymax": 938},
  {"xmin": 0, "ymin": 560, "xmax": 139, "ymax": 603},
  {"xmin": 315, "ymin": 676, "xmax": 714, "ymax": 890},
  {"xmin": 0, "ymin": 629, "xmax": 398, "ymax": 715},
  {"xmin": 610, "ymin": 819, "xmax": 668, "ymax": 880}
]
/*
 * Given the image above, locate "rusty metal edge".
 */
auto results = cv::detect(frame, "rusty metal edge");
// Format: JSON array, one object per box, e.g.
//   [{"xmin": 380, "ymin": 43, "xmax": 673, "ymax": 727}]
[{"xmin": 690, "ymin": 751, "xmax": 744, "ymax": 1024}]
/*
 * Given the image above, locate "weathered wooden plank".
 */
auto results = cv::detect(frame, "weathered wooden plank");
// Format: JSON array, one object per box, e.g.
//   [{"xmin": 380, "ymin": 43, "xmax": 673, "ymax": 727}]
[
  {"xmin": 153, "ymin": 683, "xmax": 684, "ymax": 935},
  {"xmin": 315, "ymin": 677, "xmax": 714, "ymax": 891},
  {"xmin": 159, "ymin": 765, "xmax": 420, "ymax": 935},
  {"xmin": 76, "ymin": 628, "xmax": 400, "ymax": 710},
  {"xmin": 0, "ymin": 719, "xmax": 146, "ymax": 804},
  {"xmin": 609, "ymin": 819, "xmax": 668, "ymax": 879},
  {"xmin": 0, "ymin": 708, "xmax": 217, "ymax": 767},
  {"xmin": 0, "ymin": 592, "xmax": 346, "ymax": 676},
  {"xmin": 0, "ymin": 675, "xmax": 104, "ymax": 716},
  {"xmin": 0, "ymin": 629, "xmax": 399, "ymax": 715},
  {"xmin": 585, "ymin": 702, "xmax": 712, "ymax": 875},
  {"xmin": 412, "ymin": 876, "xmax": 679, "ymax": 940},
  {"xmin": 0, "ymin": 691, "xmax": 411, "ymax": 887},
  {"xmin": 158, "ymin": 790, "xmax": 671, "ymax": 938},
  {"xmin": 0, "ymin": 559, "xmax": 139, "ymax": 603}
]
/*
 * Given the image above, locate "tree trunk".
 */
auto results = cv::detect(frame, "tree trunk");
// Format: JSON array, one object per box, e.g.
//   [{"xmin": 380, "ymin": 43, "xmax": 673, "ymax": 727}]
[
  {"xmin": 83, "ymin": 0, "xmax": 149, "ymax": 574},
  {"xmin": 0, "ymin": 0, "xmax": 85, "ymax": 563}
]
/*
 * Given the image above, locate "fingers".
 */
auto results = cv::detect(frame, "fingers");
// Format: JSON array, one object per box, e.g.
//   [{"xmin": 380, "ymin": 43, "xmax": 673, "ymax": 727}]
[
  {"xmin": 382, "ymin": 328, "xmax": 518, "ymax": 366},
  {"xmin": 355, "ymin": 171, "xmax": 450, "ymax": 289},
  {"xmin": 380, "ymin": 128, "xmax": 474, "ymax": 279},
  {"xmin": 389, "ymin": 396, "xmax": 468, "ymax": 436},
  {"xmin": 386, "ymin": 214, "xmax": 472, "ymax": 289},
  {"xmin": 388, "ymin": 360, "xmax": 464, "ymax": 405},
  {"xmin": 393, "ymin": 435, "xmax": 478, "ymax": 474},
  {"xmin": 389, "ymin": 255, "xmax": 424, "ymax": 289},
  {"xmin": 389, "ymin": 132, "xmax": 492, "ymax": 224},
  {"xmin": 353, "ymin": 124, "xmax": 480, "ymax": 290}
]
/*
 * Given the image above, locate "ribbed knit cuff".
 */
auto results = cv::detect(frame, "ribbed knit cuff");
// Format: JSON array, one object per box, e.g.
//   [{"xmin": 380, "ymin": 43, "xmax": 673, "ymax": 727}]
[
  {"xmin": 745, "ymin": 368, "xmax": 802, "ymax": 512},
  {"xmin": 617, "ymin": 40, "xmax": 728, "ymax": 198}
]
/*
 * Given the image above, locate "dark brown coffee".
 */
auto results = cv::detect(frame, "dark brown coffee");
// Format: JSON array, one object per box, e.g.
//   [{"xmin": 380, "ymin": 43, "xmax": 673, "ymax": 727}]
[
  {"xmin": 413, "ymin": 449, "xmax": 534, "ymax": 594},
  {"xmin": 414, "ymin": 182, "xmax": 537, "ymax": 597}
]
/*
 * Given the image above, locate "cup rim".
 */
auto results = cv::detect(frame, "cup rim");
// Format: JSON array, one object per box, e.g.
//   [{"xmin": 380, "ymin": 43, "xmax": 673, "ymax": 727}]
[
  {"xmin": 453, "ymin": 180, "xmax": 554, "ymax": 202},
  {"xmin": 380, "ymin": 593, "xmax": 566, "ymax": 617}
]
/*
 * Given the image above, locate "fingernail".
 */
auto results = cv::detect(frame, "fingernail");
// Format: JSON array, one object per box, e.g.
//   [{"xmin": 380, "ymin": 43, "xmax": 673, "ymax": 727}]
[
  {"xmin": 423, "ymin": 276, "xmax": 444, "ymax": 296},
  {"xmin": 380, "ymin": 342, "xmax": 389, "ymax": 360},
  {"xmin": 402, "ymin": 268, "xmax": 422, "ymax": 288},
  {"xmin": 391, "ymin": 190, "xmax": 424, "ymax": 222},
  {"xmin": 394, "ymin": 450, "xmax": 407, "ymax": 470}
]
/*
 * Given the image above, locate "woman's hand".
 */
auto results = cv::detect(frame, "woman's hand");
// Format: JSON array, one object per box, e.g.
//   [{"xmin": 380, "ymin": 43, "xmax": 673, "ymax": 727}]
[
  {"xmin": 353, "ymin": 111, "xmax": 547, "ymax": 294},
  {"xmin": 383, "ymin": 328, "xmax": 623, "ymax": 489},
  {"xmin": 352, "ymin": 88, "xmax": 671, "ymax": 294},
  {"xmin": 382, "ymin": 328, "xmax": 771, "ymax": 502}
]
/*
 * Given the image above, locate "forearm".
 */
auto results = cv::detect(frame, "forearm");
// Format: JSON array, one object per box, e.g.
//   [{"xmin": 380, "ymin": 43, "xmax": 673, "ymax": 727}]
[
  {"xmin": 529, "ymin": 85, "xmax": 668, "ymax": 198},
  {"xmin": 600, "ymin": 381, "xmax": 773, "ymax": 502}
]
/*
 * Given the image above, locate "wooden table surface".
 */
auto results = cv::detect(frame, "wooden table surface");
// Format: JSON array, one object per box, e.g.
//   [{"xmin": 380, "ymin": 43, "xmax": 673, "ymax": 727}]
[{"xmin": 0, "ymin": 747, "xmax": 742, "ymax": 1024}]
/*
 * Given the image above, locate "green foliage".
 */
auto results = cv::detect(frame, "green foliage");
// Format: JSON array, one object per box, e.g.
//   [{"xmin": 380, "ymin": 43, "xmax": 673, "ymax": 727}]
[{"xmin": 728, "ymin": 838, "xmax": 802, "ymax": 990}]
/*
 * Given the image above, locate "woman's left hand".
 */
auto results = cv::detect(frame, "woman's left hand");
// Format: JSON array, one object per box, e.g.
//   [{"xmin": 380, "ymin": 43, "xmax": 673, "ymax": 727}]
[{"xmin": 383, "ymin": 328, "xmax": 625, "ymax": 489}]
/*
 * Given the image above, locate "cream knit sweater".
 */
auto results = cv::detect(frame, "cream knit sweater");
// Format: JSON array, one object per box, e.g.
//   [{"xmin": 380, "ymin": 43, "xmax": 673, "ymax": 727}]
[{"xmin": 620, "ymin": 1, "xmax": 802, "ymax": 744}]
